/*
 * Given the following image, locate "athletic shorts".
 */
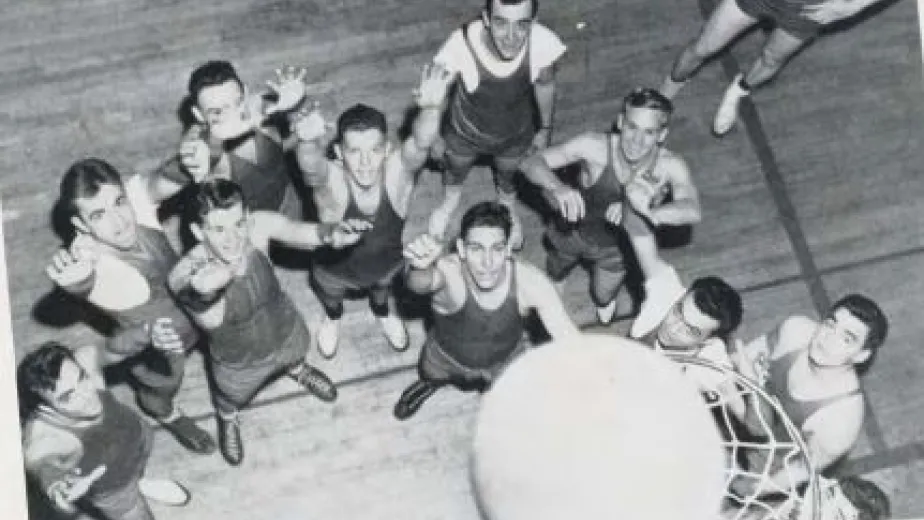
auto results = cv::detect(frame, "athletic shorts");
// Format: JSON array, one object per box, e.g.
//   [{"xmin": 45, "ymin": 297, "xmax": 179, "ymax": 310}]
[
  {"xmin": 210, "ymin": 318, "xmax": 310, "ymax": 409},
  {"xmin": 734, "ymin": 0, "xmax": 822, "ymax": 40},
  {"xmin": 419, "ymin": 334, "xmax": 528, "ymax": 391}
]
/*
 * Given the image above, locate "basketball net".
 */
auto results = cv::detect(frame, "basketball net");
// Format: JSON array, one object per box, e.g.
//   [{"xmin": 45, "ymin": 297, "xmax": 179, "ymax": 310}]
[{"xmin": 666, "ymin": 355, "xmax": 822, "ymax": 520}]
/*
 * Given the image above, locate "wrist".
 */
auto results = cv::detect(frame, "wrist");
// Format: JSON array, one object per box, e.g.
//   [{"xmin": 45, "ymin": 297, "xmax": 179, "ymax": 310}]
[{"xmin": 318, "ymin": 223, "xmax": 336, "ymax": 245}]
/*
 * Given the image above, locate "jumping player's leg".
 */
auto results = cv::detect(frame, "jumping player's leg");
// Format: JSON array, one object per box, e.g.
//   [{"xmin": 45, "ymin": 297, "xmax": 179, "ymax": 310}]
[
  {"xmin": 661, "ymin": 0, "xmax": 760, "ymax": 98},
  {"xmin": 494, "ymin": 155, "xmax": 526, "ymax": 251},
  {"xmin": 713, "ymin": 27, "xmax": 810, "ymax": 134},
  {"xmin": 429, "ymin": 145, "xmax": 478, "ymax": 241},
  {"xmin": 309, "ymin": 266, "xmax": 352, "ymax": 358},
  {"xmin": 130, "ymin": 350, "xmax": 215, "ymax": 454}
]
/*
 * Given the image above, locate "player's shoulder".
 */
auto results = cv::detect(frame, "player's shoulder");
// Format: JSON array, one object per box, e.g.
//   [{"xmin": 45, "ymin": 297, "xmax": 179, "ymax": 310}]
[
  {"xmin": 532, "ymin": 21, "xmax": 564, "ymax": 43},
  {"xmin": 22, "ymin": 417, "xmax": 78, "ymax": 460},
  {"xmin": 780, "ymin": 314, "xmax": 817, "ymax": 335},
  {"xmin": 657, "ymin": 148, "xmax": 690, "ymax": 173}
]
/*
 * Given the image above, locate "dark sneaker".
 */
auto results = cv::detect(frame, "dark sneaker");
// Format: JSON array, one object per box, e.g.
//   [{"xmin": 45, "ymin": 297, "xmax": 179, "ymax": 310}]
[
  {"xmin": 394, "ymin": 380, "xmax": 441, "ymax": 421},
  {"xmin": 291, "ymin": 364, "xmax": 337, "ymax": 402},
  {"xmin": 161, "ymin": 415, "xmax": 216, "ymax": 454},
  {"xmin": 217, "ymin": 414, "xmax": 243, "ymax": 466}
]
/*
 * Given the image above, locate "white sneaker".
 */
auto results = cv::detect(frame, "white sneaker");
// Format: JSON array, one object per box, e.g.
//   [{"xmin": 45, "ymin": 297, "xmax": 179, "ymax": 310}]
[
  {"xmin": 713, "ymin": 73, "xmax": 749, "ymax": 136},
  {"xmin": 659, "ymin": 75, "xmax": 687, "ymax": 100},
  {"xmin": 317, "ymin": 317, "xmax": 341, "ymax": 358},
  {"xmin": 630, "ymin": 267, "xmax": 686, "ymax": 339},
  {"xmin": 139, "ymin": 478, "xmax": 190, "ymax": 506},
  {"xmin": 596, "ymin": 299, "xmax": 618, "ymax": 325},
  {"xmin": 378, "ymin": 313, "xmax": 409, "ymax": 351}
]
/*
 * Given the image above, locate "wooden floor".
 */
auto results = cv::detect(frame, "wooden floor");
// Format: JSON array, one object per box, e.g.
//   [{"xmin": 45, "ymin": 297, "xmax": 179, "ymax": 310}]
[{"xmin": 2, "ymin": 0, "xmax": 922, "ymax": 517}]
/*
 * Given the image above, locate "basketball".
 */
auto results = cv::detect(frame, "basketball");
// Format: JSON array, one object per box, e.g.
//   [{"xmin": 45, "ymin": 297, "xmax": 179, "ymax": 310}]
[{"xmin": 472, "ymin": 334, "xmax": 726, "ymax": 520}]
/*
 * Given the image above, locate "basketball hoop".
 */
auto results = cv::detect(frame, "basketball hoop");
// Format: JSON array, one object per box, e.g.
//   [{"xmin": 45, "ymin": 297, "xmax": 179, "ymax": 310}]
[{"xmin": 666, "ymin": 355, "xmax": 822, "ymax": 520}]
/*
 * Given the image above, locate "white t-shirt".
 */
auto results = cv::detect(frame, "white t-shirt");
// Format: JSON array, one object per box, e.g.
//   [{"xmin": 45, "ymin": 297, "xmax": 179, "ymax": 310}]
[{"xmin": 433, "ymin": 19, "xmax": 566, "ymax": 93}]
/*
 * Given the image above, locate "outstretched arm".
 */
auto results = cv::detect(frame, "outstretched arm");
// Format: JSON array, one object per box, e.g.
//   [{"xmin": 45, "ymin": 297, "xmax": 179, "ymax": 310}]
[
  {"xmin": 403, "ymin": 234, "xmax": 448, "ymax": 296},
  {"xmin": 291, "ymin": 101, "xmax": 335, "ymax": 189},
  {"xmin": 520, "ymin": 132, "xmax": 603, "ymax": 222},
  {"xmin": 400, "ymin": 62, "xmax": 454, "ymax": 173},
  {"xmin": 250, "ymin": 211, "xmax": 371, "ymax": 252},
  {"xmin": 168, "ymin": 248, "xmax": 231, "ymax": 329},
  {"xmin": 517, "ymin": 261, "xmax": 579, "ymax": 341}
]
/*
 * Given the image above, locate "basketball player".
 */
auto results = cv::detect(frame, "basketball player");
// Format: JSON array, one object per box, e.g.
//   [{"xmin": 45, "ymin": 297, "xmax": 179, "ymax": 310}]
[
  {"xmin": 394, "ymin": 201, "xmax": 579, "ymax": 420},
  {"xmin": 293, "ymin": 63, "xmax": 453, "ymax": 358},
  {"xmin": 20, "ymin": 341, "xmax": 190, "ymax": 520},
  {"xmin": 660, "ymin": 0, "xmax": 887, "ymax": 135},
  {"xmin": 427, "ymin": 0, "xmax": 567, "ymax": 249},
  {"xmin": 635, "ymin": 276, "xmax": 746, "ymax": 416},
  {"xmin": 148, "ymin": 61, "xmax": 308, "ymax": 217},
  {"xmin": 731, "ymin": 294, "xmax": 888, "ymax": 493},
  {"xmin": 45, "ymin": 158, "xmax": 215, "ymax": 454},
  {"xmin": 168, "ymin": 179, "xmax": 368, "ymax": 466},
  {"xmin": 519, "ymin": 88, "xmax": 700, "ymax": 336}
]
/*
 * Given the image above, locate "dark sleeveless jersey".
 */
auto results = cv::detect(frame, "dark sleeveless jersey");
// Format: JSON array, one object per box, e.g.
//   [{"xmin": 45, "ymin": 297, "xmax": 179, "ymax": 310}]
[
  {"xmin": 432, "ymin": 260, "xmax": 524, "ymax": 369},
  {"xmin": 209, "ymin": 249, "xmax": 301, "ymax": 368},
  {"xmin": 445, "ymin": 22, "xmax": 536, "ymax": 150},
  {"xmin": 552, "ymin": 134, "xmax": 624, "ymax": 249},
  {"xmin": 64, "ymin": 392, "xmax": 151, "ymax": 498},
  {"xmin": 226, "ymin": 131, "xmax": 292, "ymax": 212},
  {"xmin": 109, "ymin": 226, "xmax": 199, "ymax": 349},
  {"xmin": 312, "ymin": 184, "xmax": 405, "ymax": 286},
  {"xmin": 766, "ymin": 350, "xmax": 861, "ymax": 429}
]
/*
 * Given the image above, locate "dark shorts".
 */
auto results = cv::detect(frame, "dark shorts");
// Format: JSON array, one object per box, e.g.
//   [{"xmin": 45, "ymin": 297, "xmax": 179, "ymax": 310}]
[
  {"xmin": 442, "ymin": 122, "xmax": 535, "ymax": 186},
  {"xmin": 544, "ymin": 227, "xmax": 626, "ymax": 279},
  {"xmin": 311, "ymin": 259, "xmax": 404, "ymax": 297},
  {"xmin": 211, "ymin": 318, "xmax": 310, "ymax": 410},
  {"xmin": 419, "ymin": 334, "xmax": 528, "ymax": 391},
  {"xmin": 734, "ymin": 0, "xmax": 822, "ymax": 40}
]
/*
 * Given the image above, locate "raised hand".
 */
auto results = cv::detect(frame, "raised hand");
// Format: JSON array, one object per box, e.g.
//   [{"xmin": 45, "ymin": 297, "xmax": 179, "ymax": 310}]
[
  {"xmin": 413, "ymin": 62, "xmax": 453, "ymax": 109},
  {"xmin": 403, "ymin": 233, "xmax": 444, "ymax": 270},
  {"xmin": 179, "ymin": 125, "xmax": 211, "ymax": 181},
  {"xmin": 329, "ymin": 219, "xmax": 373, "ymax": 248},
  {"xmin": 604, "ymin": 201, "xmax": 623, "ymax": 226},
  {"xmin": 548, "ymin": 185, "xmax": 585, "ymax": 223},
  {"xmin": 149, "ymin": 317, "xmax": 185, "ymax": 354},
  {"xmin": 289, "ymin": 99, "xmax": 333, "ymax": 142},
  {"xmin": 48, "ymin": 465, "xmax": 107, "ymax": 514},
  {"xmin": 46, "ymin": 244, "xmax": 97, "ymax": 289},
  {"xmin": 265, "ymin": 65, "xmax": 308, "ymax": 115}
]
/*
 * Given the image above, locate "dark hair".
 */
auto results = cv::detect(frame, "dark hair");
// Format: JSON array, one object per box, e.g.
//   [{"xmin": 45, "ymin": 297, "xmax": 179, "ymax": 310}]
[
  {"xmin": 485, "ymin": 0, "xmax": 539, "ymax": 18},
  {"xmin": 460, "ymin": 201, "xmax": 512, "ymax": 242},
  {"xmin": 688, "ymin": 277, "xmax": 743, "ymax": 338},
  {"xmin": 838, "ymin": 476, "xmax": 891, "ymax": 520},
  {"xmin": 17, "ymin": 342, "xmax": 76, "ymax": 419},
  {"xmin": 336, "ymin": 104, "xmax": 387, "ymax": 145},
  {"xmin": 192, "ymin": 179, "xmax": 246, "ymax": 224},
  {"xmin": 58, "ymin": 158, "xmax": 125, "ymax": 224},
  {"xmin": 622, "ymin": 87, "xmax": 674, "ymax": 121},
  {"xmin": 829, "ymin": 294, "xmax": 888, "ymax": 352},
  {"xmin": 188, "ymin": 60, "xmax": 244, "ymax": 104}
]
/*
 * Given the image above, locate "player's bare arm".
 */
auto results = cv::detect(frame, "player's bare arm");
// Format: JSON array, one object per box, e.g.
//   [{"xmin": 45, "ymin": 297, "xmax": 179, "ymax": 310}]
[
  {"xmin": 403, "ymin": 233, "xmax": 448, "ymax": 297},
  {"xmin": 516, "ymin": 260, "xmax": 579, "ymax": 340},
  {"xmin": 248, "ymin": 211, "xmax": 372, "ymax": 253},
  {"xmin": 531, "ymin": 64, "xmax": 557, "ymax": 150},
  {"xmin": 648, "ymin": 153, "xmax": 701, "ymax": 226},
  {"xmin": 520, "ymin": 131, "xmax": 608, "ymax": 222}
]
